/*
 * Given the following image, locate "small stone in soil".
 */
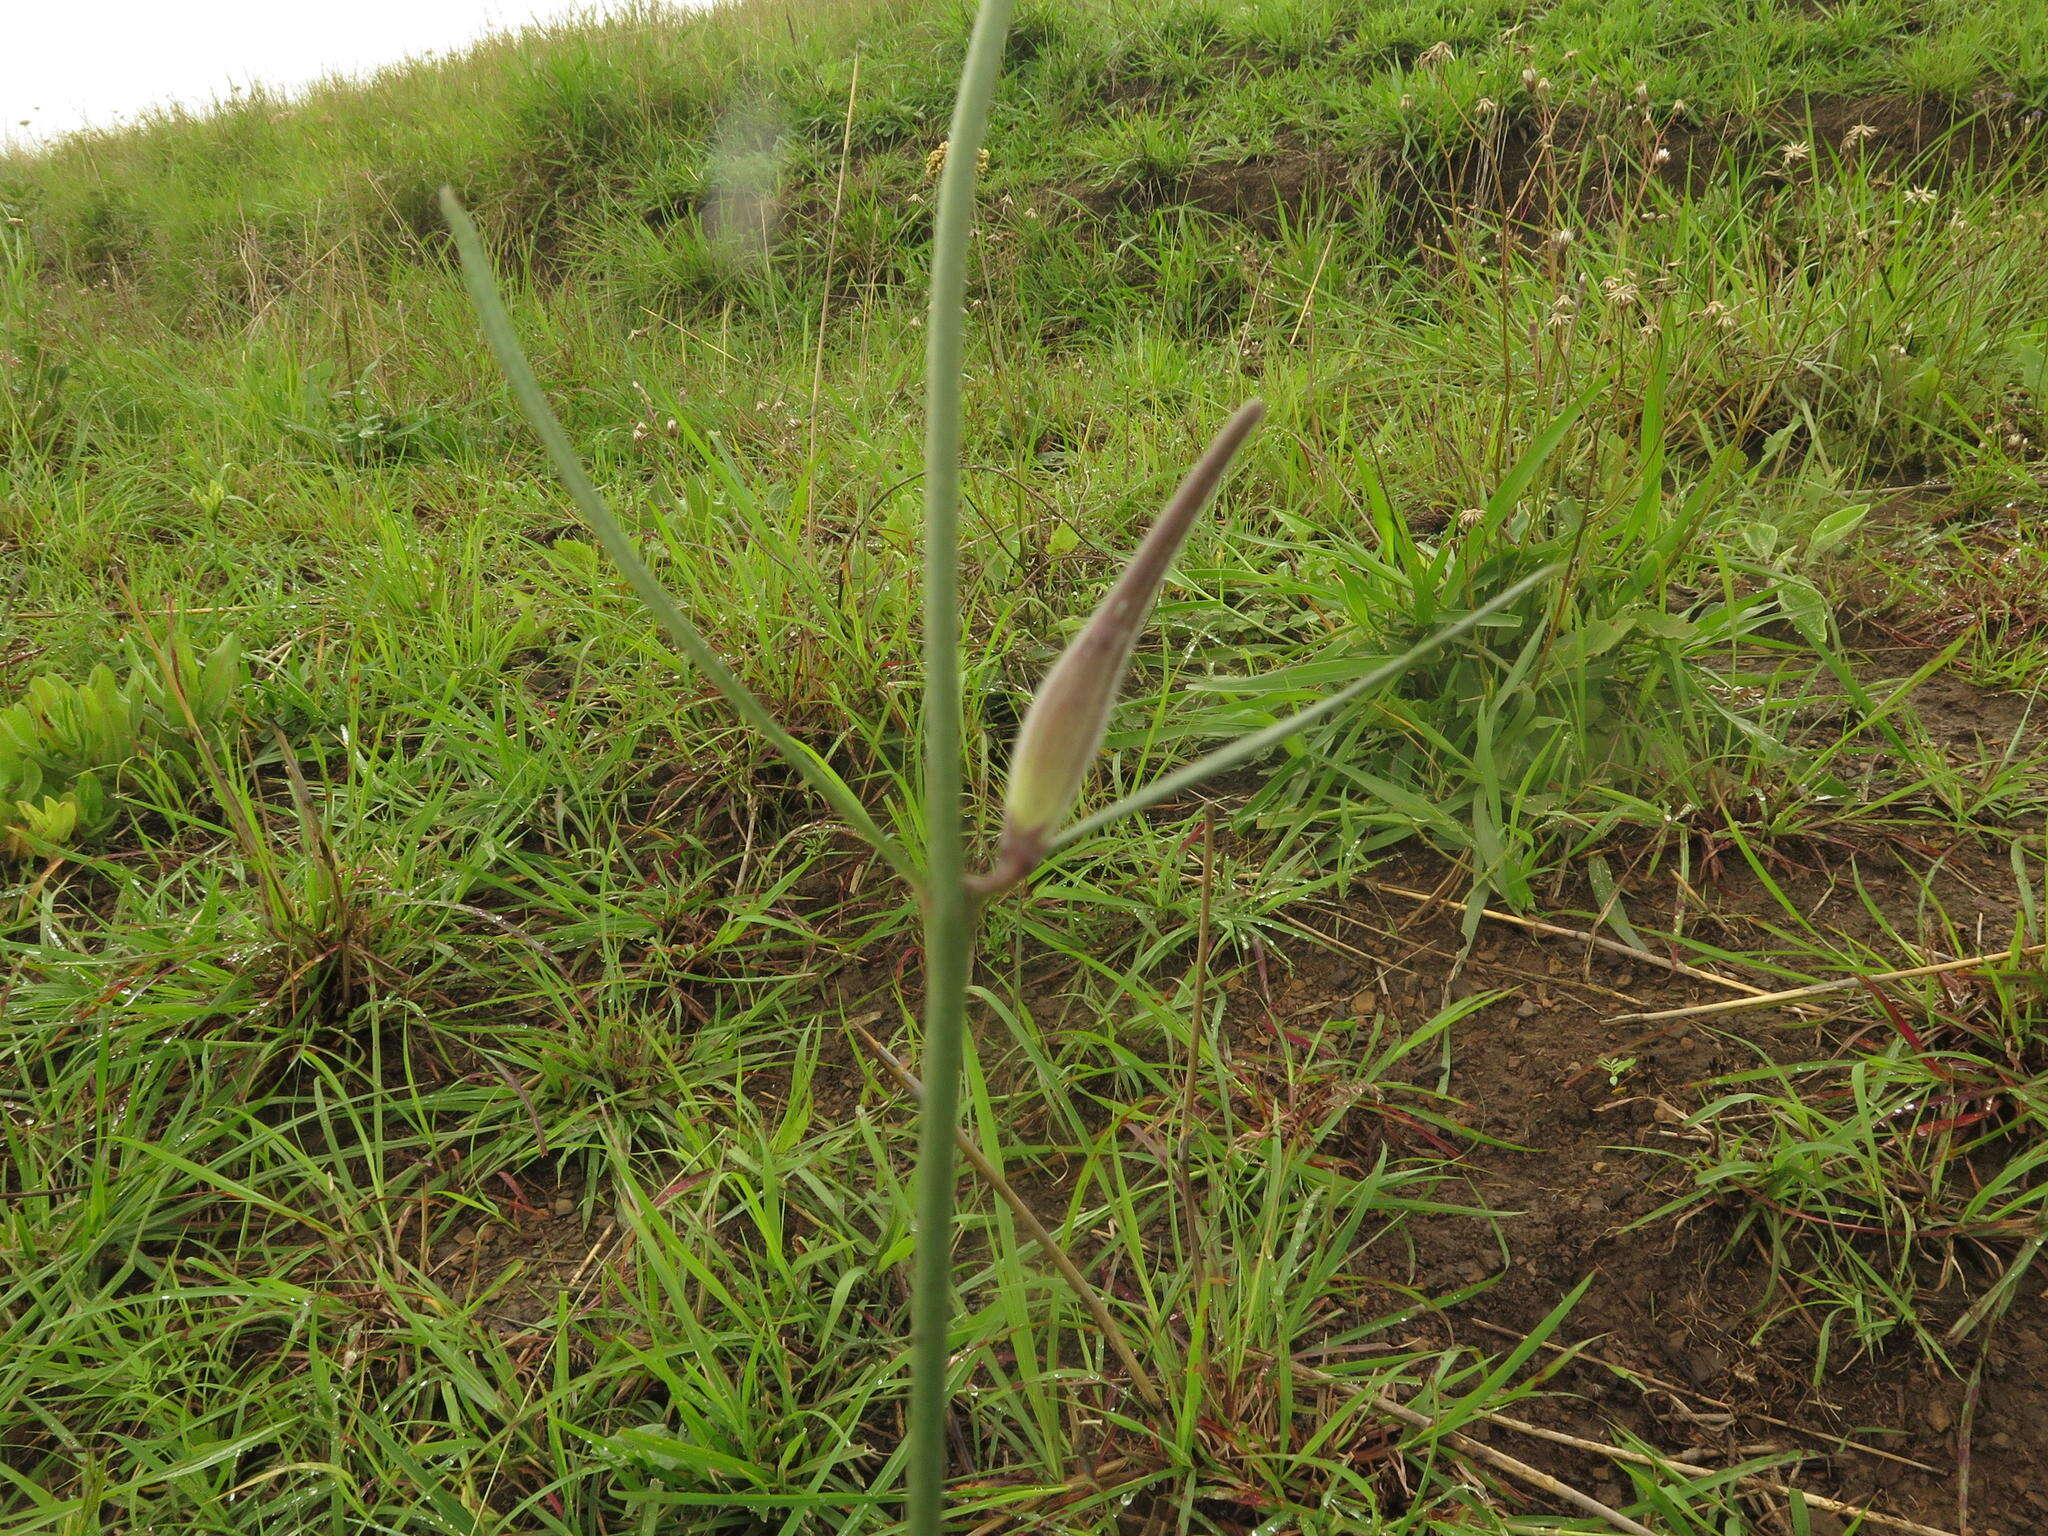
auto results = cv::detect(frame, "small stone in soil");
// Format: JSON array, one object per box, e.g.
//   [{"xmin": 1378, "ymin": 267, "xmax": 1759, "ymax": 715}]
[
  {"xmin": 552, "ymin": 1197, "xmax": 575, "ymax": 1217},
  {"xmin": 1679, "ymin": 1349, "xmax": 1723, "ymax": 1389}
]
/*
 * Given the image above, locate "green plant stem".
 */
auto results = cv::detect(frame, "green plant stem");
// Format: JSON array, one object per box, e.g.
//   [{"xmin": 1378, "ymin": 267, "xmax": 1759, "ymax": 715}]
[
  {"xmin": 909, "ymin": 4, "xmax": 1013, "ymax": 1535},
  {"xmin": 852, "ymin": 1024, "xmax": 1165, "ymax": 1411},
  {"xmin": 439, "ymin": 190, "xmax": 919, "ymax": 889}
]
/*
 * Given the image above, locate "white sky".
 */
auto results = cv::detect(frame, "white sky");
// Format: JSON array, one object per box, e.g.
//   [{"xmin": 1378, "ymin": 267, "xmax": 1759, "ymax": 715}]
[{"xmin": 2, "ymin": 0, "xmax": 658, "ymax": 148}]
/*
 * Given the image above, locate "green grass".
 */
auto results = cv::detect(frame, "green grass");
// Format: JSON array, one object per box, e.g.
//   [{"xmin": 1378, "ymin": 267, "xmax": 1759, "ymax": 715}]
[{"xmin": 7, "ymin": 0, "xmax": 2048, "ymax": 1530}]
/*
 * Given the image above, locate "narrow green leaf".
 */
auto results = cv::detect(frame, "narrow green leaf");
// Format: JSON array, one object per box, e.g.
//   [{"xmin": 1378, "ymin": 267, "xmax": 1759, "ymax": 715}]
[
  {"xmin": 1050, "ymin": 566, "xmax": 1560, "ymax": 854},
  {"xmin": 439, "ymin": 190, "xmax": 918, "ymax": 888}
]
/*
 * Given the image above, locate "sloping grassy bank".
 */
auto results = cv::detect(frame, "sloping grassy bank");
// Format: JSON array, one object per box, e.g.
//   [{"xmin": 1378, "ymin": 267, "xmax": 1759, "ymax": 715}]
[{"xmin": 6, "ymin": 1, "xmax": 2048, "ymax": 1530}]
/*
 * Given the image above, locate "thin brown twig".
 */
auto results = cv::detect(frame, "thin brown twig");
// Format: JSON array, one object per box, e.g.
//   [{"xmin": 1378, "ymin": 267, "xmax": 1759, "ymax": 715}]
[
  {"xmin": 1605, "ymin": 942, "xmax": 2048, "ymax": 1026},
  {"xmin": 851, "ymin": 1023, "xmax": 1167, "ymax": 1412},
  {"xmin": 1957, "ymin": 1359, "xmax": 1983, "ymax": 1536},
  {"xmin": 1180, "ymin": 809, "xmax": 1217, "ymax": 1128},
  {"xmin": 1471, "ymin": 1410, "xmax": 1962, "ymax": 1536},
  {"xmin": 1365, "ymin": 879, "xmax": 1769, "ymax": 996},
  {"xmin": 480, "ymin": 1055, "xmax": 551, "ymax": 1158},
  {"xmin": 1309, "ymin": 1349, "xmax": 1959, "ymax": 1536},
  {"xmin": 1175, "ymin": 809, "xmax": 1217, "ymax": 1276},
  {"xmin": 807, "ymin": 48, "xmax": 861, "ymax": 473},
  {"xmin": 1462, "ymin": 1317, "xmax": 1939, "ymax": 1474},
  {"xmin": 10, "ymin": 603, "xmax": 271, "ymax": 620},
  {"xmin": 1277, "ymin": 1361, "xmax": 1657, "ymax": 1536}
]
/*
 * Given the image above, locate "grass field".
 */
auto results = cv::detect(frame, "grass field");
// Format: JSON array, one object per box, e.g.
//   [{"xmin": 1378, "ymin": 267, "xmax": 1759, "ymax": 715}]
[{"xmin": 6, "ymin": 0, "xmax": 2048, "ymax": 1530}]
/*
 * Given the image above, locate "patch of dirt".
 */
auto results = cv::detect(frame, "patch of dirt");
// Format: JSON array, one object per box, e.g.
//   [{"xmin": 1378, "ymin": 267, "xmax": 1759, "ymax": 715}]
[
  {"xmin": 415, "ymin": 1176, "xmax": 614, "ymax": 1331},
  {"xmin": 1901, "ymin": 666, "xmax": 2048, "ymax": 757},
  {"xmin": 1060, "ymin": 91, "xmax": 2042, "ymax": 243},
  {"xmin": 1223, "ymin": 844, "xmax": 2048, "ymax": 1530},
  {"xmin": 1856, "ymin": 540, "xmax": 2048, "ymax": 674},
  {"xmin": 279, "ymin": 1171, "xmax": 619, "ymax": 1341},
  {"xmin": 1792, "ymin": 91, "xmax": 2032, "ymax": 171}
]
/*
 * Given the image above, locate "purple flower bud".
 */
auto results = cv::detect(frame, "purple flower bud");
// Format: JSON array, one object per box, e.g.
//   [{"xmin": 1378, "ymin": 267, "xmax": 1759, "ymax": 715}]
[{"xmin": 981, "ymin": 400, "xmax": 1265, "ymax": 891}]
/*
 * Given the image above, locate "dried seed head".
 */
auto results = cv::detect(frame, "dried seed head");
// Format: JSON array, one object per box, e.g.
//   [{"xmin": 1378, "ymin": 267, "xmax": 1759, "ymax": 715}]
[
  {"xmin": 1417, "ymin": 40, "xmax": 1454, "ymax": 71},
  {"xmin": 987, "ymin": 402, "xmax": 1267, "ymax": 888},
  {"xmin": 1845, "ymin": 123, "xmax": 1880, "ymax": 148},
  {"xmin": 1904, "ymin": 185, "xmax": 1938, "ymax": 206},
  {"xmin": 1780, "ymin": 141, "xmax": 1811, "ymax": 166},
  {"xmin": 925, "ymin": 141, "xmax": 992, "ymax": 180}
]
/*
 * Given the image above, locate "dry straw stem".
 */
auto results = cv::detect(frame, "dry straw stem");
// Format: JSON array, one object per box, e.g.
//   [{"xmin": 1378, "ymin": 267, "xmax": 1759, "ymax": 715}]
[
  {"xmin": 1294, "ymin": 1358, "xmax": 1961, "ymax": 1536},
  {"xmin": 1468, "ymin": 1411, "xmax": 1961, "ymax": 1536},
  {"xmin": 1605, "ymin": 941, "xmax": 2048, "ymax": 1026},
  {"xmin": 1279, "ymin": 1364, "xmax": 1657, "ymax": 1536},
  {"xmin": 850, "ymin": 1022, "xmax": 1166, "ymax": 1411},
  {"xmin": 1365, "ymin": 878, "xmax": 1768, "ymax": 996},
  {"xmin": 1462, "ymin": 1316, "xmax": 1940, "ymax": 1475}
]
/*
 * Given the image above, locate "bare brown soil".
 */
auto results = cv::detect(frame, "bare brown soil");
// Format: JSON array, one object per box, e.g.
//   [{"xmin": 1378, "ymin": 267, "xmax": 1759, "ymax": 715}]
[
  {"xmin": 1240, "ymin": 847, "xmax": 2048, "ymax": 1532},
  {"xmin": 1064, "ymin": 90, "xmax": 2042, "ymax": 239}
]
